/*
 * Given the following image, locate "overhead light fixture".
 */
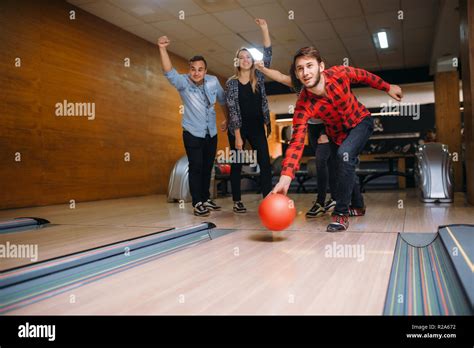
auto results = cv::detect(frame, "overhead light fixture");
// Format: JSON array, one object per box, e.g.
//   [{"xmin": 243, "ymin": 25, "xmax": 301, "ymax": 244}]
[
  {"xmin": 377, "ymin": 31, "xmax": 389, "ymax": 49},
  {"xmin": 248, "ymin": 48, "xmax": 263, "ymax": 60}
]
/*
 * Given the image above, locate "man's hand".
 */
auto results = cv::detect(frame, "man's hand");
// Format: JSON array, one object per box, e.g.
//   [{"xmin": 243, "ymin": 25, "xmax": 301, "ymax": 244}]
[
  {"xmin": 255, "ymin": 18, "xmax": 267, "ymax": 30},
  {"xmin": 220, "ymin": 120, "xmax": 227, "ymax": 132},
  {"xmin": 235, "ymin": 136, "xmax": 244, "ymax": 150},
  {"xmin": 388, "ymin": 84, "xmax": 403, "ymax": 101},
  {"xmin": 317, "ymin": 134, "xmax": 329, "ymax": 144},
  {"xmin": 255, "ymin": 60, "xmax": 265, "ymax": 71},
  {"xmin": 272, "ymin": 175, "xmax": 292, "ymax": 195},
  {"xmin": 266, "ymin": 124, "xmax": 272, "ymax": 138},
  {"xmin": 158, "ymin": 36, "xmax": 170, "ymax": 48}
]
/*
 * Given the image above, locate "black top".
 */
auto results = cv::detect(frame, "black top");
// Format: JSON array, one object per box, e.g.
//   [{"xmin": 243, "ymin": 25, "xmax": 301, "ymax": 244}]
[{"xmin": 238, "ymin": 81, "xmax": 264, "ymax": 135}]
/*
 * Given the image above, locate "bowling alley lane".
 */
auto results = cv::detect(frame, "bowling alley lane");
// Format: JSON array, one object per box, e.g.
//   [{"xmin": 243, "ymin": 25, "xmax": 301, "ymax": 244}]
[
  {"xmin": 2, "ymin": 191, "xmax": 472, "ymax": 315},
  {"xmin": 7, "ymin": 227, "xmax": 397, "ymax": 315}
]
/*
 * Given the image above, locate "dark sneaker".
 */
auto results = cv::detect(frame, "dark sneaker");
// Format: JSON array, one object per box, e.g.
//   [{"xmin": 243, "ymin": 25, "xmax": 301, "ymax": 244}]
[
  {"xmin": 194, "ymin": 202, "xmax": 210, "ymax": 217},
  {"xmin": 306, "ymin": 201, "xmax": 325, "ymax": 218},
  {"xmin": 203, "ymin": 199, "xmax": 221, "ymax": 211},
  {"xmin": 233, "ymin": 201, "xmax": 247, "ymax": 213},
  {"xmin": 324, "ymin": 199, "xmax": 336, "ymax": 212},
  {"xmin": 349, "ymin": 206, "xmax": 366, "ymax": 217},
  {"xmin": 327, "ymin": 213, "xmax": 349, "ymax": 232}
]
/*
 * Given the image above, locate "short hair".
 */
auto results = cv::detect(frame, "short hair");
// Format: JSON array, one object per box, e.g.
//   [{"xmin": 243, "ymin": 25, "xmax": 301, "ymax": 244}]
[
  {"xmin": 290, "ymin": 47, "xmax": 323, "ymax": 93},
  {"xmin": 189, "ymin": 55, "xmax": 207, "ymax": 69}
]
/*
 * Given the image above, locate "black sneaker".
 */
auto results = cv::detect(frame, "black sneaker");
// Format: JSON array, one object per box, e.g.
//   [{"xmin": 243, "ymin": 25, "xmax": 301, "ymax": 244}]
[
  {"xmin": 194, "ymin": 202, "xmax": 210, "ymax": 217},
  {"xmin": 233, "ymin": 201, "xmax": 247, "ymax": 213},
  {"xmin": 306, "ymin": 201, "xmax": 325, "ymax": 218},
  {"xmin": 327, "ymin": 213, "xmax": 349, "ymax": 232},
  {"xmin": 203, "ymin": 199, "xmax": 221, "ymax": 211},
  {"xmin": 324, "ymin": 199, "xmax": 336, "ymax": 212}
]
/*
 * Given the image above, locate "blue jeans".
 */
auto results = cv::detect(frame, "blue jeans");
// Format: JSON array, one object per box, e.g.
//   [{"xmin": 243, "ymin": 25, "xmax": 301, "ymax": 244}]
[{"xmin": 331, "ymin": 117, "xmax": 374, "ymax": 215}]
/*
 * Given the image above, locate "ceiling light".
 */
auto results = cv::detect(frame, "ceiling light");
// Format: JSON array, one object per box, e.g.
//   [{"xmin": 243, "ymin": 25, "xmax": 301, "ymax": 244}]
[
  {"xmin": 248, "ymin": 48, "xmax": 263, "ymax": 60},
  {"xmin": 377, "ymin": 31, "xmax": 389, "ymax": 49}
]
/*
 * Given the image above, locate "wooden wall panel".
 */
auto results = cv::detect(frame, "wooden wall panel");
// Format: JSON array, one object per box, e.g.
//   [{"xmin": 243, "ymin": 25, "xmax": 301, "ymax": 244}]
[
  {"xmin": 0, "ymin": 0, "xmax": 228, "ymax": 209},
  {"xmin": 434, "ymin": 71, "xmax": 463, "ymax": 191}
]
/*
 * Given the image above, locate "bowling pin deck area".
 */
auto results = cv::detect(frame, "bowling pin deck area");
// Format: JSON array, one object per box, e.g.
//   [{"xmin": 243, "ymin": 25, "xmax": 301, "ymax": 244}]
[{"xmin": 0, "ymin": 191, "xmax": 472, "ymax": 315}]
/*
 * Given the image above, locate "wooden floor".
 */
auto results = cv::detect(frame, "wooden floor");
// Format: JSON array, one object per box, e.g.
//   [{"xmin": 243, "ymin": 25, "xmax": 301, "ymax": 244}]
[
  {"xmin": 9, "ymin": 229, "xmax": 396, "ymax": 315},
  {"xmin": 1, "ymin": 190, "xmax": 473, "ymax": 315},
  {"xmin": 1, "ymin": 190, "xmax": 472, "ymax": 270}
]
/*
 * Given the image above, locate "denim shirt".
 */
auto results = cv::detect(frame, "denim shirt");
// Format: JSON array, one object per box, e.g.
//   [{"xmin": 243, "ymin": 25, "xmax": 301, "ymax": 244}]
[
  {"xmin": 164, "ymin": 68, "xmax": 226, "ymax": 138},
  {"xmin": 225, "ymin": 46, "xmax": 272, "ymax": 135}
]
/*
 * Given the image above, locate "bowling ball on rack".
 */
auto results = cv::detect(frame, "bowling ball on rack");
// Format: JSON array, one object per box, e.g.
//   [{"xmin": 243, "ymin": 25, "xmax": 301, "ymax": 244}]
[{"xmin": 217, "ymin": 164, "xmax": 231, "ymax": 175}]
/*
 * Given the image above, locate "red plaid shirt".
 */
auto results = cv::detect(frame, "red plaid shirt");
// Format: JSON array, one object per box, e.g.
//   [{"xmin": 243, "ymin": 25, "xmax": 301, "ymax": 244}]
[{"xmin": 281, "ymin": 65, "xmax": 390, "ymax": 179}]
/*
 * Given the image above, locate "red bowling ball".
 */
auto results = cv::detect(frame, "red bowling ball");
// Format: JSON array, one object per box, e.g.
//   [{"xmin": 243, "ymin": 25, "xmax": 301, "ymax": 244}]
[{"xmin": 258, "ymin": 193, "xmax": 296, "ymax": 231}]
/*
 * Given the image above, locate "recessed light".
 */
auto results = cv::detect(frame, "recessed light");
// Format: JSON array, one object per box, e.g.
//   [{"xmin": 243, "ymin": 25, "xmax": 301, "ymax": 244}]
[
  {"xmin": 248, "ymin": 48, "xmax": 263, "ymax": 60},
  {"xmin": 377, "ymin": 31, "xmax": 389, "ymax": 49}
]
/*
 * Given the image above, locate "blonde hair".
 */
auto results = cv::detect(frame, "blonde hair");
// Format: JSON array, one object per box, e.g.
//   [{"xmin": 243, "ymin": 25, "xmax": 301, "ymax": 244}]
[{"xmin": 229, "ymin": 47, "xmax": 258, "ymax": 93}]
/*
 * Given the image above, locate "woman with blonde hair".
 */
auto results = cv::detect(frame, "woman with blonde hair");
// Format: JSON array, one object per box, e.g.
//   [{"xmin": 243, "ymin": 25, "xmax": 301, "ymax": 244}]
[{"xmin": 224, "ymin": 18, "xmax": 272, "ymax": 213}]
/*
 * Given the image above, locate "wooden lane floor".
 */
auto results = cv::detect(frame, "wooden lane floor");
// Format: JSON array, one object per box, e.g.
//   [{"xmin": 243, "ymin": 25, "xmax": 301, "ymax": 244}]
[
  {"xmin": 0, "ymin": 196, "xmax": 187, "ymax": 271},
  {"xmin": 1, "ymin": 191, "xmax": 471, "ymax": 232},
  {"xmin": 0, "ymin": 224, "xmax": 164, "ymax": 271},
  {"xmin": 8, "ymin": 228, "xmax": 397, "ymax": 315},
  {"xmin": 205, "ymin": 190, "xmax": 473, "ymax": 232},
  {"xmin": 0, "ymin": 195, "xmax": 182, "ymax": 228},
  {"xmin": 1, "ymin": 190, "xmax": 472, "ymax": 271},
  {"xmin": 403, "ymin": 192, "xmax": 474, "ymax": 232},
  {"xmin": 166, "ymin": 190, "xmax": 460, "ymax": 231}
]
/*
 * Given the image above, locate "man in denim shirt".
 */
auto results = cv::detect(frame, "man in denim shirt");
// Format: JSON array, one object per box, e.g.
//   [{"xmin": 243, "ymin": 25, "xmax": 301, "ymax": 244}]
[{"xmin": 158, "ymin": 36, "xmax": 228, "ymax": 216}]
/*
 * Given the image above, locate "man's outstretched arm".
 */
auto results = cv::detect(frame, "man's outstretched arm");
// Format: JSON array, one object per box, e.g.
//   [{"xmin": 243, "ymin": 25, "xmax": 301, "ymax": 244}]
[
  {"xmin": 158, "ymin": 36, "xmax": 188, "ymax": 91},
  {"xmin": 343, "ymin": 66, "xmax": 403, "ymax": 101},
  {"xmin": 273, "ymin": 99, "xmax": 311, "ymax": 195}
]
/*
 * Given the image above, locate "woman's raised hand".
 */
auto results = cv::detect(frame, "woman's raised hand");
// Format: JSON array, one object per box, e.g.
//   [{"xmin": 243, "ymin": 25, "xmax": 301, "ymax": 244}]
[{"xmin": 255, "ymin": 18, "xmax": 267, "ymax": 29}]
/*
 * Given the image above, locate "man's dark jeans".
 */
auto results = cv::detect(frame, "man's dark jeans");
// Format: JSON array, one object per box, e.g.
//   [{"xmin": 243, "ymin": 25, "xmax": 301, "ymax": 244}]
[
  {"xmin": 183, "ymin": 130, "xmax": 217, "ymax": 206},
  {"xmin": 308, "ymin": 123, "xmax": 337, "ymax": 206},
  {"xmin": 330, "ymin": 117, "xmax": 374, "ymax": 215}
]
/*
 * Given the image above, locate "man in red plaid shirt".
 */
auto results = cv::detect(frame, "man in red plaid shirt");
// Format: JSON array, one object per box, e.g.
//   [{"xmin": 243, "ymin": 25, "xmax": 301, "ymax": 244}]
[{"xmin": 273, "ymin": 47, "xmax": 403, "ymax": 232}]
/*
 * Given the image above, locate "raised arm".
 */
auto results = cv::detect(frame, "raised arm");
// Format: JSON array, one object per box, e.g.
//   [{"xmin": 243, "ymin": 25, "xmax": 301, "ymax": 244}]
[
  {"xmin": 343, "ymin": 66, "xmax": 403, "ymax": 101},
  {"xmin": 255, "ymin": 18, "xmax": 271, "ymax": 48},
  {"xmin": 255, "ymin": 61, "xmax": 292, "ymax": 87},
  {"xmin": 158, "ymin": 36, "xmax": 188, "ymax": 91},
  {"xmin": 157, "ymin": 36, "xmax": 172, "ymax": 72}
]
